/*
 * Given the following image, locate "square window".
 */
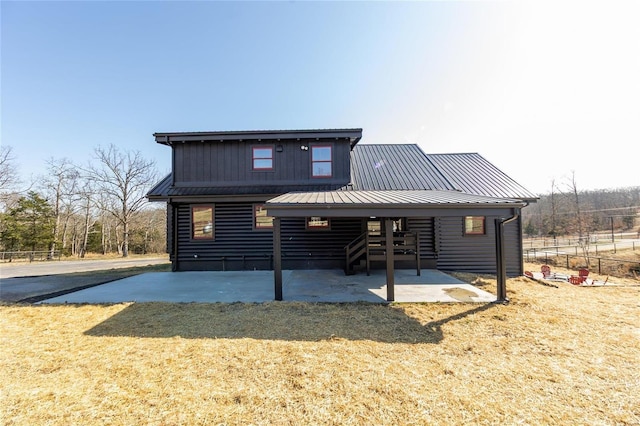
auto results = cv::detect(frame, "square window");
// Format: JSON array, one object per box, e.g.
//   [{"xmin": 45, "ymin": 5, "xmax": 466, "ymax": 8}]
[
  {"xmin": 253, "ymin": 147, "xmax": 273, "ymax": 170},
  {"xmin": 464, "ymin": 216, "xmax": 485, "ymax": 235},
  {"xmin": 254, "ymin": 204, "xmax": 274, "ymax": 229},
  {"xmin": 311, "ymin": 145, "xmax": 332, "ymax": 177},
  {"xmin": 307, "ymin": 216, "xmax": 330, "ymax": 230},
  {"xmin": 192, "ymin": 206, "xmax": 214, "ymax": 240}
]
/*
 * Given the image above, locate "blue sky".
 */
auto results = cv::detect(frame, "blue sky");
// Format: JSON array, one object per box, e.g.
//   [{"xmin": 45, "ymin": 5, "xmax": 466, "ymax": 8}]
[{"xmin": 2, "ymin": 0, "xmax": 639, "ymax": 195}]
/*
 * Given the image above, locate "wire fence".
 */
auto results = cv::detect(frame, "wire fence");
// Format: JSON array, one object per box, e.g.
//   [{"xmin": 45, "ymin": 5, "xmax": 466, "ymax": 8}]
[
  {"xmin": 0, "ymin": 251, "xmax": 62, "ymax": 263},
  {"xmin": 524, "ymin": 243, "xmax": 640, "ymax": 278}
]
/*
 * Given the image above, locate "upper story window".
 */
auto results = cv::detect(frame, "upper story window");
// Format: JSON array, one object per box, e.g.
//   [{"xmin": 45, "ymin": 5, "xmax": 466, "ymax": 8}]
[
  {"xmin": 192, "ymin": 205, "xmax": 214, "ymax": 240},
  {"xmin": 252, "ymin": 146, "xmax": 273, "ymax": 170},
  {"xmin": 464, "ymin": 216, "xmax": 485, "ymax": 235},
  {"xmin": 311, "ymin": 145, "xmax": 332, "ymax": 178}
]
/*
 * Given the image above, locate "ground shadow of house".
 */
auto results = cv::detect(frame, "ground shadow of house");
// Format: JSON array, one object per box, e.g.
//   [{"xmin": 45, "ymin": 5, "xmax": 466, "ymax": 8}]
[{"xmin": 84, "ymin": 302, "xmax": 496, "ymax": 344}]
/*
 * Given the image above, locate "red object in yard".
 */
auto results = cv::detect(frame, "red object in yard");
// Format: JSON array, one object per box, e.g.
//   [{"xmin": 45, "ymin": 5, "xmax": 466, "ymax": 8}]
[{"xmin": 569, "ymin": 268, "xmax": 590, "ymax": 285}]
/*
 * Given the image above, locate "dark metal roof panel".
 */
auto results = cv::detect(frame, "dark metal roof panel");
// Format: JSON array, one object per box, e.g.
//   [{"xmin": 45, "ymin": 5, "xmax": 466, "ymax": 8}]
[
  {"xmin": 146, "ymin": 174, "xmax": 172, "ymax": 200},
  {"xmin": 268, "ymin": 190, "xmax": 523, "ymax": 207},
  {"xmin": 349, "ymin": 144, "xmax": 453, "ymax": 191},
  {"xmin": 425, "ymin": 153, "xmax": 538, "ymax": 201},
  {"xmin": 167, "ymin": 184, "xmax": 346, "ymax": 197}
]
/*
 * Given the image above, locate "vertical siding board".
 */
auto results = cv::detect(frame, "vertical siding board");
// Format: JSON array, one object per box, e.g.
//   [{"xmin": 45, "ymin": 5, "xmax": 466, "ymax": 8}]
[{"xmin": 174, "ymin": 139, "xmax": 352, "ymax": 185}]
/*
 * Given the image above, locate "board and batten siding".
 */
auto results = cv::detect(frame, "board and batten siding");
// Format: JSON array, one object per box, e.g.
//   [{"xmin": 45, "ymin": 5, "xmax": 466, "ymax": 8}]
[
  {"xmin": 436, "ymin": 216, "xmax": 522, "ymax": 276},
  {"xmin": 172, "ymin": 140, "xmax": 351, "ymax": 186}
]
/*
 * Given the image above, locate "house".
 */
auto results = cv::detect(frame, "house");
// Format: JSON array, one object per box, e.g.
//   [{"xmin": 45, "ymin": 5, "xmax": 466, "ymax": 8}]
[{"xmin": 147, "ymin": 128, "xmax": 538, "ymax": 301}]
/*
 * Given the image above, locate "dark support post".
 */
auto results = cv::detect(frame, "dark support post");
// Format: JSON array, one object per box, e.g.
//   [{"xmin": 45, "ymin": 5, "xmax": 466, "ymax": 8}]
[
  {"xmin": 273, "ymin": 217, "xmax": 283, "ymax": 301},
  {"xmin": 495, "ymin": 218, "xmax": 508, "ymax": 302},
  {"xmin": 385, "ymin": 218, "xmax": 395, "ymax": 302}
]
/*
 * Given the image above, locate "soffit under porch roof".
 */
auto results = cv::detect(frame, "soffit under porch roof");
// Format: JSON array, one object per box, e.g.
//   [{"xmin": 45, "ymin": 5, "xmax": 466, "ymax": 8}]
[{"xmin": 265, "ymin": 189, "xmax": 525, "ymax": 218}]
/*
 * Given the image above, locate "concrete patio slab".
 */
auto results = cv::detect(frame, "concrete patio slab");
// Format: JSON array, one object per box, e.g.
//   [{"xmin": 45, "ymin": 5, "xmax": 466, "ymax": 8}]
[{"xmin": 40, "ymin": 269, "xmax": 496, "ymax": 304}]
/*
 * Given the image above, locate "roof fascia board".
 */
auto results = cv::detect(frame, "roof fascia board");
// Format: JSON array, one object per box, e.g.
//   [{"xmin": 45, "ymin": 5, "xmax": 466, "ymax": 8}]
[
  {"xmin": 155, "ymin": 129, "xmax": 363, "ymax": 146},
  {"xmin": 164, "ymin": 195, "xmax": 282, "ymax": 203},
  {"xmin": 266, "ymin": 205, "xmax": 522, "ymax": 218}
]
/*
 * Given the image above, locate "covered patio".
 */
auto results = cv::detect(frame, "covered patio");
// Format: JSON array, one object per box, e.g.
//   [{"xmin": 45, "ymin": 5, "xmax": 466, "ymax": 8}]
[
  {"xmin": 266, "ymin": 189, "xmax": 525, "ymax": 302},
  {"xmin": 39, "ymin": 268, "xmax": 496, "ymax": 304}
]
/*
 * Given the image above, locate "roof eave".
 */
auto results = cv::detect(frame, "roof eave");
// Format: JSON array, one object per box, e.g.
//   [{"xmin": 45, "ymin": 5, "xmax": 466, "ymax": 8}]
[{"xmin": 154, "ymin": 128, "xmax": 363, "ymax": 146}]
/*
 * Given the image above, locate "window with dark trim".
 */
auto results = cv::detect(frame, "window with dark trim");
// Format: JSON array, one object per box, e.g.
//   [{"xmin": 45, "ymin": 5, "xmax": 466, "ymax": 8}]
[
  {"xmin": 464, "ymin": 216, "xmax": 485, "ymax": 235},
  {"xmin": 254, "ymin": 204, "xmax": 273, "ymax": 229},
  {"xmin": 252, "ymin": 146, "xmax": 274, "ymax": 170},
  {"xmin": 192, "ymin": 205, "xmax": 214, "ymax": 240},
  {"xmin": 311, "ymin": 145, "xmax": 332, "ymax": 177},
  {"xmin": 307, "ymin": 216, "xmax": 330, "ymax": 230}
]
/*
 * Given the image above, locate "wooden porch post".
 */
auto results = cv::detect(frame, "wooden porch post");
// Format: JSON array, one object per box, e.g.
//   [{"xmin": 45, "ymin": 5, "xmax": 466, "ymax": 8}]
[
  {"xmin": 385, "ymin": 218, "xmax": 395, "ymax": 301},
  {"xmin": 273, "ymin": 217, "xmax": 283, "ymax": 301}
]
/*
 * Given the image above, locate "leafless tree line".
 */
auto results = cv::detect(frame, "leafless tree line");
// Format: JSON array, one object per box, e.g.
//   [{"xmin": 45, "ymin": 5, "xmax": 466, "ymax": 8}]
[
  {"xmin": 522, "ymin": 174, "xmax": 640, "ymax": 267},
  {"xmin": 0, "ymin": 144, "xmax": 165, "ymax": 257}
]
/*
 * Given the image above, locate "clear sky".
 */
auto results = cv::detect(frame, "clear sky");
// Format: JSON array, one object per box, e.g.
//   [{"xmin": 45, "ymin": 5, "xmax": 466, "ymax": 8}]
[{"xmin": 2, "ymin": 0, "xmax": 639, "ymax": 195}]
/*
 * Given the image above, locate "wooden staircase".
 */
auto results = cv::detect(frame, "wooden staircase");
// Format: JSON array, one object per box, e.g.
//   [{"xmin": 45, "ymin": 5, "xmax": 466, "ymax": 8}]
[{"xmin": 345, "ymin": 231, "xmax": 421, "ymax": 276}]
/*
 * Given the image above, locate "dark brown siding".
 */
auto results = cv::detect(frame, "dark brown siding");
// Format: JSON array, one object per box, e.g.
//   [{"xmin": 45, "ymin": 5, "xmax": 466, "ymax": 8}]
[
  {"xmin": 436, "ymin": 216, "xmax": 521, "ymax": 276},
  {"xmin": 173, "ymin": 140, "xmax": 351, "ymax": 187}
]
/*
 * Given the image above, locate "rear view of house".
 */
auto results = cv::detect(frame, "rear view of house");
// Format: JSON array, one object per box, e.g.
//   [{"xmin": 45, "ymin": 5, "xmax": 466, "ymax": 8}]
[{"xmin": 147, "ymin": 128, "xmax": 537, "ymax": 288}]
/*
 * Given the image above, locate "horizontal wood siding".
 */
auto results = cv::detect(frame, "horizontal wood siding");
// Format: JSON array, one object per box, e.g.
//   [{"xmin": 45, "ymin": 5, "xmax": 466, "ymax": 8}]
[
  {"xmin": 173, "ymin": 140, "xmax": 351, "ymax": 186},
  {"xmin": 407, "ymin": 217, "xmax": 437, "ymax": 259},
  {"xmin": 436, "ymin": 216, "xmax": 521, "ymax": 276},
  {"xmin": 175, "ymin": 203, "xmax": 362, "ymax": 270},
  {"xmin": 167, "ymin": 204, "xmax": 174, "ymax": 257},
  {"xmin": 281, "ymin": 217, "xmax": 362, "ymax": 263}
]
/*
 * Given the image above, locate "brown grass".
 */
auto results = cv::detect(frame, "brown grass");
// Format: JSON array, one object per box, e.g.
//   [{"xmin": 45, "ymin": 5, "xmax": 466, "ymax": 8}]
[{"xmin": 2, "ymin": 272, "xmax": 639, "ymax": 425}]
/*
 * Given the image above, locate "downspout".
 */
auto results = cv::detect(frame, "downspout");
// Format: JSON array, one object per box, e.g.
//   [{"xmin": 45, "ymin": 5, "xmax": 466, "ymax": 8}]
[{"xmin": 494, "ymin": 207, "xmax": 522, "ymax": 303}]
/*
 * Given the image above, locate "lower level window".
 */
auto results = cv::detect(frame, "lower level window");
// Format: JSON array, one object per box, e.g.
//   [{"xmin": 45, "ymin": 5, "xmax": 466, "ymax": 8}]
[
  {"xmin": 192, "ymin": 206, "xmax": 214, "ymax": 239},
  {"xmin": 254, "ymin": 204, "xmax": 274, "ymax": 229},
  {"xmin": 464, "ymin": 216, "xmax": 485, "ymax": 235},
  {"xmin": 307, "ymin": 216, "xmax": 330, "ymax": 230}
]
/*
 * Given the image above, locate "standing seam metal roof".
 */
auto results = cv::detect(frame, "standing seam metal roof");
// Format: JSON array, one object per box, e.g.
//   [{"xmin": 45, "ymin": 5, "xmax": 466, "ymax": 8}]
[{"xmin": 147, "ymin": 143, "xmax": 538, "ymax": 201}]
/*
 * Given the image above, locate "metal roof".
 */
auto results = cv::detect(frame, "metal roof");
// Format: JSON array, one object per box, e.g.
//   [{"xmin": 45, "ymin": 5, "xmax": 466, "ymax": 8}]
[
  {"xmin": 268, "ymin": 190, "xmax": 522, "ymax": 207},
  {"xmin": 349, "ymin": 144, "xmax": 452, "ymax": 191},
  {"xmin": 425, "ymin": 153, "xmax": 538, "ymax": 201},
  {"xmin": 147, "ymin": 174, "xmax": 171, "ymax": 200},
  {"xmin": 167, "ymin": 184, "xmax": 347, "ymax": 197},
  {"xmin": 265, "ymin": 190, "xmax": 525, "ymax": 218},
  {"xmin": 147, "ymin": 143, "xmax": 538, "ymax": 202},
  {"xmin": 349, "ymin": 145, "xmax": 537, "ymax": 201},
  {"xmin": 146, "ymin": 175, "xmax": 346, "ymax": 199},
  {"xmin": 154, "ymin": 128, "xmax": 363, "ymax": 148}
]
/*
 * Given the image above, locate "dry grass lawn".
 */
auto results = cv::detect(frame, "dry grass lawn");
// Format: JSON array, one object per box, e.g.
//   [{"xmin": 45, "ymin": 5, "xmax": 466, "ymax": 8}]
[{"xmin": 2, "ymin": 266, "xmax": 639, "ymax": 425}]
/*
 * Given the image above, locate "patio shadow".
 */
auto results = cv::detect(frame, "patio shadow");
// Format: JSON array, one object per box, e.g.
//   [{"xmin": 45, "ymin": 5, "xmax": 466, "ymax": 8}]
[{"xmin": 84, "ymin": 301, "xmax": 496, "ymax": 344}]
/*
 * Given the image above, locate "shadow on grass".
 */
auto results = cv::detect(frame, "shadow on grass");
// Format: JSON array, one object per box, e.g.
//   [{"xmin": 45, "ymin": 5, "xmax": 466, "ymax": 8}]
[{"xmin": 84, "ymin": 302, "xmax": 497, "ymax": 344}]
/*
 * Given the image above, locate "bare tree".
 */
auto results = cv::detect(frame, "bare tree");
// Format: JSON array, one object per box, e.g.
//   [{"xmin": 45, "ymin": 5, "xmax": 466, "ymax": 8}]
[
  {"xmin": 567, "ymin": 171, "xmax": 591, "ymax": 267},
  {"xmin": 0, "ymin": 145, "xmax": 18, "ymax": 188},
  {"xmin": 75, "ymin": 178, "xmax": 96, "ymax": 258},
  {"xmin": 88, "ymin": 144, "xmax": 157, "ymax": 257},
  {"xmin": 0, "ymin": 146, "xmax": 21, "ymax": 208},
  {"xmin": 40, "ymin": 158, "xmax": 79, "ymax": 258}
]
